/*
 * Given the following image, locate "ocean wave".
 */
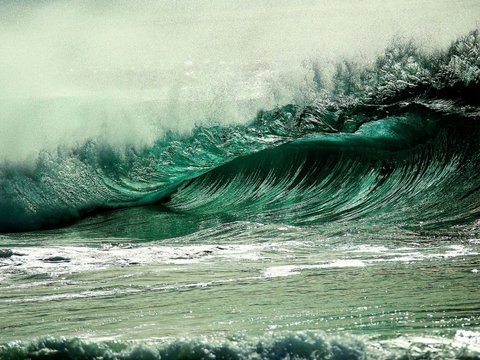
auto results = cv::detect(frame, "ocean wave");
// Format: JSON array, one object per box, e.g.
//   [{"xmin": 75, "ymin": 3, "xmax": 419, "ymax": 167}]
[{"xmin": 1, "ymin": 30, "xmax": 479, "ymax": 233}]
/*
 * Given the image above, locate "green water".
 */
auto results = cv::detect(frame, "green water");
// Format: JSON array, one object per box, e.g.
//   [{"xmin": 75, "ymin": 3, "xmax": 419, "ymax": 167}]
[{"xmin": 1, "ymin": 223, "xmax": 479, "ymax": 357}]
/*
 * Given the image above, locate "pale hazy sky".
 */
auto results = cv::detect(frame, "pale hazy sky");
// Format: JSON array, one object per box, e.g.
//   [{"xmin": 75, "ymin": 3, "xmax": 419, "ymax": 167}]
[{"xmin": 1, "ymin": 0, "xmax": 479, "ymax": 70}]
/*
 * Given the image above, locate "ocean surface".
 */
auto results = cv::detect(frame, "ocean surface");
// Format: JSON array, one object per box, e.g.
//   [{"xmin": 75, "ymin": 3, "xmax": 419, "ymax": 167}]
[{"xmin": 1, "ymin": 2, "xmax": 480, "ymax": 359}]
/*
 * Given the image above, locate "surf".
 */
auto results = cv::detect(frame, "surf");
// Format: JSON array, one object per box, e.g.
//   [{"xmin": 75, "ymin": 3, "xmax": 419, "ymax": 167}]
[
  {"xmin": 2, "ymin": 331, "xmax": 479, "ymax": 360},
  {"xmin": 1, "ymin": 30, "xmax": 479, "ymax": 234}
]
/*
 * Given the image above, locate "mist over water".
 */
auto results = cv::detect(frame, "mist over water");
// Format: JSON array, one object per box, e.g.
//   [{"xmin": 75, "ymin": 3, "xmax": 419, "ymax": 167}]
[{"xmin": 1, "ymin": 0, "xmax": 479, "ymax": 162}]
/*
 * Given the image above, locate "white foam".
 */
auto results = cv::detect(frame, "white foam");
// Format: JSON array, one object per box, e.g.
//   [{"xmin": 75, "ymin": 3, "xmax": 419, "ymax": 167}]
[
  {"xmin": 262, "ymin": 265, "xmax": 299, "ymax": 278},
  {"xmin": 0, "ymin": 244, "xmax": 268, "ymax": 279}
]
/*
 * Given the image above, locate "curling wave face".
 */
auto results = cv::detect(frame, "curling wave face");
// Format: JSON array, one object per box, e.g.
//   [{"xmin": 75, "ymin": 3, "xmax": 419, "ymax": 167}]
[{"xmin": 1, "ymin": 30, "xmax": 480, "ymax": 234}]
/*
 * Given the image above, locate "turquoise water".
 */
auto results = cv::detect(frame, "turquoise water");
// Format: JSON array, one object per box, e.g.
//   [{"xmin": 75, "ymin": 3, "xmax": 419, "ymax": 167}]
[{"xmin": 1, "ymin": 11, "xmax": 480, "ymax": 360}]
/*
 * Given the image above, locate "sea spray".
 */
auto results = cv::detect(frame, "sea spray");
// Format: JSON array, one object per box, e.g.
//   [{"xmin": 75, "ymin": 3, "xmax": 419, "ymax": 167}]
[{"xmin": 1, "ymin": 30, "xmax": 479, "ymax": 232}]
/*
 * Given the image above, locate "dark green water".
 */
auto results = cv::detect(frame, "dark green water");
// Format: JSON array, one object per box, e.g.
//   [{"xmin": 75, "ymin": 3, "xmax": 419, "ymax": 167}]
[{"xmin": 1, "ymin": 29, "xmax": 480, "ymax": 360}]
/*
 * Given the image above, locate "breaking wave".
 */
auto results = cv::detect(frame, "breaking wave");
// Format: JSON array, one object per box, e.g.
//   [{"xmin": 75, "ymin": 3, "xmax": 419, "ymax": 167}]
[
  {"xmin": 1, "ymin": 30, "xmax": 479, "ymax": 233},
  {"xmin": 1, "ymin": 331, "xmax": 479, "ymax": 360}
]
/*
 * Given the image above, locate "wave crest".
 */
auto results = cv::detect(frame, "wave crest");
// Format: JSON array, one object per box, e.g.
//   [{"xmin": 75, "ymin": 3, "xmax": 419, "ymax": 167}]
[{"xmin": 1, "ymin": 30, "xmax": 479, "ymax": 233}]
